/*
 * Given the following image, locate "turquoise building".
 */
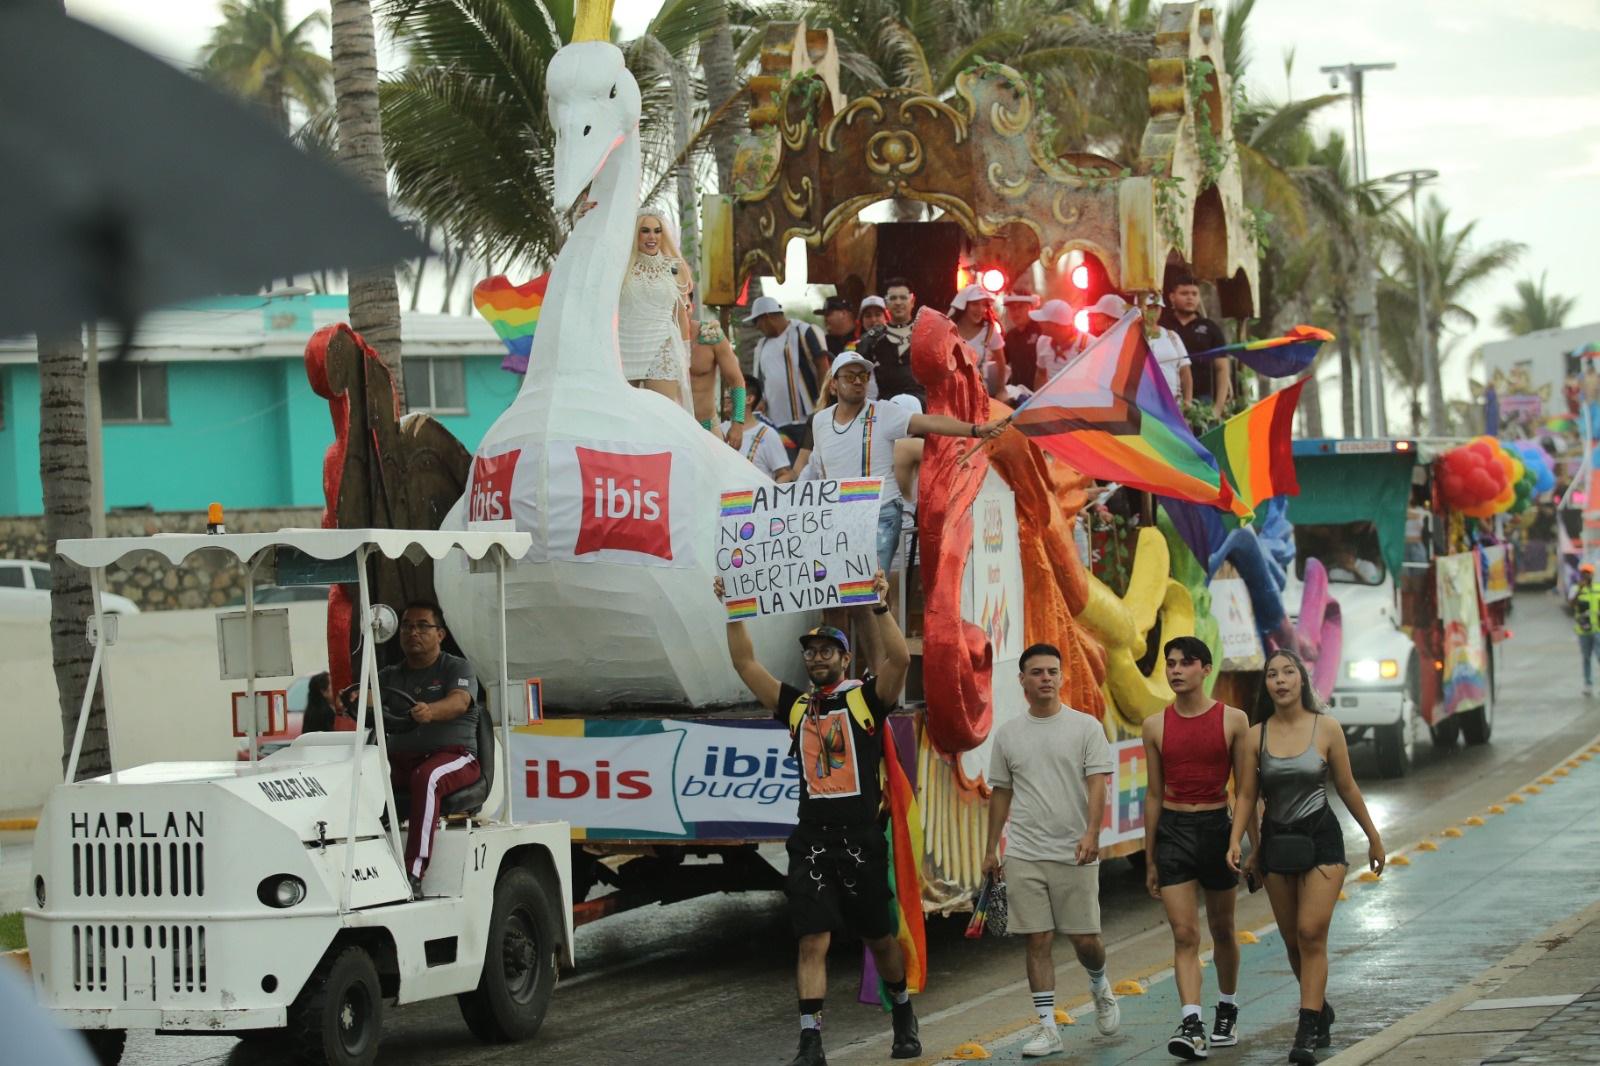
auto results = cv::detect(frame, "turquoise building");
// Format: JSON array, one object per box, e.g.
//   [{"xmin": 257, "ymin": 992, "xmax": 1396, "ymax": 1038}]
[{"xmin": 0, "ymin": 295, "xmax": 520, "ymax": 516}]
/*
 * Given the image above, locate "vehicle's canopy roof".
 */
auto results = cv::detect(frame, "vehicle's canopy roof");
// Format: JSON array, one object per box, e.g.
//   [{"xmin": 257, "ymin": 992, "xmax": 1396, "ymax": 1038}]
[
  {"xmin": 56, "ymin": 527, "xmax": 530, "ymax": 570},
  {"xmin": 1288, "ymin": 446, "xmax": 1416, "ymax": 579}
]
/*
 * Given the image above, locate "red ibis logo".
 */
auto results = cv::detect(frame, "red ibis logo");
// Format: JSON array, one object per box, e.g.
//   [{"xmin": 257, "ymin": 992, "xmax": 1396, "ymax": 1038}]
[
  {"xmin": 575, "ymin": 447, "xmax": 673, "ymax": 559},
  {"xmin": 469, "ymin": 449, "xmax": 520, "ymax": 522}
]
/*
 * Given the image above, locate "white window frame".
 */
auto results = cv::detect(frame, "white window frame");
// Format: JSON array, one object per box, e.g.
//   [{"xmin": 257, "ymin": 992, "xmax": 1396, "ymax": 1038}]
[{"xmin": 405, "ymin": 358, "xmax": 468, "ymax": 416}]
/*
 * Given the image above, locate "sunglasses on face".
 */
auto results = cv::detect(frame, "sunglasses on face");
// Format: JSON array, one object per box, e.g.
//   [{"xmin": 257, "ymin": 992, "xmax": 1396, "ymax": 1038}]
[
  {"xmin": 400, "ymin": 622, "xmax": 441, "ymax": 633},
  {"xmin": 836, "ymin": 372, "xmax": 870, "ymax": 384}
]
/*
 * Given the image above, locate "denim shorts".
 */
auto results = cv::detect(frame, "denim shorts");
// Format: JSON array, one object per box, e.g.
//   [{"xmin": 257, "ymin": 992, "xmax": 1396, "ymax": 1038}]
[{"xmin": 876, "ymin": 498, "xmax": 905, "ymax": 572}]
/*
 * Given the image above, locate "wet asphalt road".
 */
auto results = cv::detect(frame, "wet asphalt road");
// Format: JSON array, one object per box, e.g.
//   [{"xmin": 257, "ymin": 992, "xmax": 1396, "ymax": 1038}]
[{"xmin": 112, "ymin": 590, "xmax": 1599, "ymax": 1066}]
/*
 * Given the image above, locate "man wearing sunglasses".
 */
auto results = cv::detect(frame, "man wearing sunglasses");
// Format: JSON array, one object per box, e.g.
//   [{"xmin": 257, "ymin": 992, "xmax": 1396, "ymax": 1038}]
[
  {"xmin": 377, "ymin": 601, "xmax": 481, "ymax": 896},
  {"xmin": 716, "ymin": 570, "xmax": 919, "ymax": 1065}
]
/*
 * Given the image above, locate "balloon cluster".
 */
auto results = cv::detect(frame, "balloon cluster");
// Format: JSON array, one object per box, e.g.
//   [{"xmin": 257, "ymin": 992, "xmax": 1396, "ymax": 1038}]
[
  {"xmin": 1508, "ymin": 440, "xmax": 1556, "ymax": 495},
  {"xmin": 1437, "ymin": 437, "xmax": 1526, "ymax": 518}
]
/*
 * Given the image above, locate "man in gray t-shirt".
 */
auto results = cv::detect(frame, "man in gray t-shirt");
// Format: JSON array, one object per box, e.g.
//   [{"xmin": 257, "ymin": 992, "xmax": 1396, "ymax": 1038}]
[
  {"xmin": 983, "ymin": 643, "xmax": 1120, "ymax": 1057},
  {"xmin": 375, "ymin": 602, "xmax": 482, "ymax": 893}
]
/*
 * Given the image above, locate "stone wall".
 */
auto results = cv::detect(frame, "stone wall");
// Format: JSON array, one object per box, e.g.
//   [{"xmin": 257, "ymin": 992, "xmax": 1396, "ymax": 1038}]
[{"xmin": 0, "ymin": 507, "xmax": 324, "ymax": 611}]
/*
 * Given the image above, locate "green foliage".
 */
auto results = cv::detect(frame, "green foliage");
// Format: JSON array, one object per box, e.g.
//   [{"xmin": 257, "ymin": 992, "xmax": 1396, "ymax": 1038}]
[
  {"xmin": 1154, "ymin": 173, "xmax": 1187, "ymax": 254},
  {"xmin": 195, "ymin": 0, "xmax": 332, "ymax": 132},
  {"xmin": 1494, "ymin": 273, "xmax": 1577, "ymax": 336},
  {"xmin": 0, "ymin": 911, "xmax": 23, "ymax": 951},
  {"xmin": 1186, "ymin": 58, "xmax": 1232, "ymax": 191}
]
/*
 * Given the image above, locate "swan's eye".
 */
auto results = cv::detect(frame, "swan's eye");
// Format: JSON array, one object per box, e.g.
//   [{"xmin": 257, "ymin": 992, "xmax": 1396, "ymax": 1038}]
[{"xmin": 610, "ymin": 84, "xmax": 617, "ymax": 99}]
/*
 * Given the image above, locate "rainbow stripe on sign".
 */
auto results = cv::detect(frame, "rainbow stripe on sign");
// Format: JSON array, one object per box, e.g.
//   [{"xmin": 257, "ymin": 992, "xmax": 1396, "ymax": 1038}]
[
  {"xmin": 720, "ymin": 491, "xmax": 756, "ymax": 516},
  {"xmin": 726, "ymin": 597, "xmax": 759, "ymax": 620},
  {"xmin": 839, "ymin": 579, "xmax": 877, "ymax": 604},
  {"xmin": 838, "ymin": 480, "xmax": 881, "ymax": 503}
]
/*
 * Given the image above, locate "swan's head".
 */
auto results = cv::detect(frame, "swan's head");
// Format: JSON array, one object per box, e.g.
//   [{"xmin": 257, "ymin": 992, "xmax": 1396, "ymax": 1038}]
[{"xmin": 548, "ymin": 42, "xmax": 641, "ymax": 211}]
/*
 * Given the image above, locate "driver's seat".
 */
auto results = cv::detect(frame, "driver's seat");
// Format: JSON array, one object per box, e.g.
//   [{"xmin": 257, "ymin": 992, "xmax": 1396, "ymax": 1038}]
[{"xmin": 439, "ymin": 708, "xmax": 494, "ymax": 818}]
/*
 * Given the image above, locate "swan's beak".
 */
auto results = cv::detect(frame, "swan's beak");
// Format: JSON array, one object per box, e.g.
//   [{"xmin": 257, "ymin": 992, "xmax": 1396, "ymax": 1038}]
[{"xmin": 548, "ymin": 43, "xmax": 639, "ymax": 212}]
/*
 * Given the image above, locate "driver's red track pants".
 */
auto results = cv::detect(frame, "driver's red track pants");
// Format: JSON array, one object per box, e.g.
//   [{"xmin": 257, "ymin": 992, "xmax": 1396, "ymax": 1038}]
[{"xmin": 390, "ymin": 746, "xmax": 480, "ymax": 879}]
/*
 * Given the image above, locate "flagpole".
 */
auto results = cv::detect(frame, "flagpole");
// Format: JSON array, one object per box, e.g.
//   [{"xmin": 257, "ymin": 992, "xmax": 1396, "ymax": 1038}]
[{"xmin": 955, "ymin": 310, "xmax": 1143, "ymax": 465}]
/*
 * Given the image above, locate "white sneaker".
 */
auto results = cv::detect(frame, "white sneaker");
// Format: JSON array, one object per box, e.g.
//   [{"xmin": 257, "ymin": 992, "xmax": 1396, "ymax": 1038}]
[
  {"xmin": 1022, "ymin": 1023, "xmax": 1064, "ymax": 1057},
  {"xmin": 1093, "ymin": 982, "xmax": 1121, "ymax": 1035}
]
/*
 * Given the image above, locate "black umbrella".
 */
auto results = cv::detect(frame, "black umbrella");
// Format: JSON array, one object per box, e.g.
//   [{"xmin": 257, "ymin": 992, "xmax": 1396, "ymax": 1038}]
[{"xmin": 0, "ymin": 3, "xmax": 424, "ymax": 341}]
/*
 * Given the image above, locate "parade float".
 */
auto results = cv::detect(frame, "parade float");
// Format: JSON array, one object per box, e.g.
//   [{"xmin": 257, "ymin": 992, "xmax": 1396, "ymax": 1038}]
[{"xmin": 304, "ymin": 1, "xmax": 1347, "ymax": 918}]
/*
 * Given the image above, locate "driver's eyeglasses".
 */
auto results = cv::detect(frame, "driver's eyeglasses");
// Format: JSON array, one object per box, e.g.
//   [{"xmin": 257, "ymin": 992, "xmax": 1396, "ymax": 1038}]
[
  {"xmin": 802, "ymin": 646, "xmax": 841, "ymax": 661},
  {"xmin": 399, "ymin": 622, "xmax": 440, "ymax": 633}
]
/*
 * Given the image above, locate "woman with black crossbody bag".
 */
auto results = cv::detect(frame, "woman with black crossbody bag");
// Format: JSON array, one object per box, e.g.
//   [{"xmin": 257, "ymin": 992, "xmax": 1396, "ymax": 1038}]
[{"xmin": 1226, "ymin": 649, "xmax": 1386, "ymax": 1064}]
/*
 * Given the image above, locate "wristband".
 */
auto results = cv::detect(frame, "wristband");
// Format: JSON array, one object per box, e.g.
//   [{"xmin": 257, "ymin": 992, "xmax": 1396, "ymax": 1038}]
[
  {"xmin": 873, "ymin": 604, "xmax": 891, "ymax": 615},
  {"xmin": 969, "ymin": 423, "xmax": 979, "ymax": 437},
  {"xmin": 731, "ymin": 386, "xmax": 747, "ymax": 424}
]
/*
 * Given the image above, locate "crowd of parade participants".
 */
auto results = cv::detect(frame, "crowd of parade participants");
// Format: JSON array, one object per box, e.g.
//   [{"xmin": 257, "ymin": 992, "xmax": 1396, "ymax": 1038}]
[{"xmin": 616, "ymin": 207, "xmax": 1385, "ymax": 1065}]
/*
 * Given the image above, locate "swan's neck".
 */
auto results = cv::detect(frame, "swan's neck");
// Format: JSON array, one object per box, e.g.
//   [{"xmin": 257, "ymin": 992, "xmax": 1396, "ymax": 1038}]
[{"xmin": 521, "ymin": 127, "xmax": 641, "ymax": 395}]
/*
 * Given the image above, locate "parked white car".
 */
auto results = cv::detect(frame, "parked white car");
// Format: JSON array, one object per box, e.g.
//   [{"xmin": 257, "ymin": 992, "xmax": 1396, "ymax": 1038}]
[{"xmin": 0, "ymin": 559, "xmax": 140, "ymax": 619}]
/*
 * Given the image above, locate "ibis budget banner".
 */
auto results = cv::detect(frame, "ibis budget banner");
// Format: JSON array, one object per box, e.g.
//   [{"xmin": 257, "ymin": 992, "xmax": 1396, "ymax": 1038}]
[
  {"xmin": 510, "ymin": 718, "xmax": 801, "ymax": 840},
  {"xmin": 715, "ymin": 478, "xmax": 884, "ymax": 619}
]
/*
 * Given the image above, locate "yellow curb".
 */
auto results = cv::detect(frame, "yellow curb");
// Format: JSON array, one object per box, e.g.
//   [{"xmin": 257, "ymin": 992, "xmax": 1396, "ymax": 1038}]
[
  {"xmin": 1524, "ymin": 785, "xmax": 1542, "ymax": 795},
  {"xmin": 1537, "ymin": 776, "xmax": 1557, "ymax": 785},
  {"xmin": 1486, "ymin": 805, "xmax": 1506, "ymax": 815},
  {"xmin": 1464, "ymin": 816, "xmax": 1486, "ymax": 826},
  {"xmin": 1356, "ymin": 870, "xmax": 1381, "ymax": 882},
  {"xmin": 1054, "ymin": 1008, "xmax": 1075, "ymax": 1025},
  {"xmin": 0, "ymin": 818, "xmax": 38, "ymax": 832},
  {"xmin": 1554, "ymin": 768, "xmax": 1570, "ymax": 777},
  {"xmin": 951, "ymin": 1041, "xmax": 991, "ymax": 1059},
  {"xmin": 1589, "ymin": 745, "xmax": 1600, "ymax": 753},
  {"xmin": 1389, "ymin": 855, "xmax": 1411, "ymax": 866},
  {"xmin": 1236, "ymin": 930, "xmax": 1259, "ymax": 944},
  {"xmin": 1579, "ymin": 754, "xmax": 1593, "ymax": 762},
  {"xmin": 1113, "ymin": 980, "xmax": 1145, "ymax": 996},
  {"xmin": 1415, "ymin": 841, "xmax": 1439, "ymax": 851},
  {"xmin": 1441, "ymin": 827, "xmax": 1464, "ymax": 838},
  {"xmin": 1566, "ymin": 760, "xmax": 1582, "ymax": 768},
  {"xmin": 3, "ymin": 949, "xmax": 29, "ymax": 976},
  {"xmin": 1505, "ymin": 794, "xmax": 1525, "ymax": 804}
]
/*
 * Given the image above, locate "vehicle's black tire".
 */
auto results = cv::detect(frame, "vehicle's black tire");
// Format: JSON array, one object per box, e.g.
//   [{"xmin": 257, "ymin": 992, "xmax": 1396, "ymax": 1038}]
[
  {"xmin": 458, "ymin": 865, "xmax": 560, "ymax": 1044},
  {"xmin": 1374, "ymin": 721, "xmax": 1411, "ymax": 778},
  {"xmin": 1461, "ymin": 701, "xmax": 1493, "ymax": 745},
  {"xmin": 289, "ymin": 945, "xmax": 384, "ymax": 1066},
  {"xmin": 81, "ymin": 1029, "xmax": 126, "ymax": 1066},
  {"xmin": 234, "ymin": 1028, "xmax": 287, "ymax": 1046}
]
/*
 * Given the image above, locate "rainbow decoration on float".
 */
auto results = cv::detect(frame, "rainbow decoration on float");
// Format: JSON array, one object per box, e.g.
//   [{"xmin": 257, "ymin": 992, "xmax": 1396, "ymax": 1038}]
[{"xmin": 473, "ymin": 274, "xmax": 550, "ymax": 374}]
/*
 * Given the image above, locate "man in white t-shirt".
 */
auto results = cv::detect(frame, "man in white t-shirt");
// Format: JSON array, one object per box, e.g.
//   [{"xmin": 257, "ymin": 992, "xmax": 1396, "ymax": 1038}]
[
  {"xmin": 720, "ymin": 376, "xmax": 794, "ymax": 481},
  {"xmin": 747, "ymin": 295, "xmax": 831, "ymax": 436},
  {"xmin": 794, "ymin": 352, "xmax": 1005, "ymax": 573},
  {"xmin": 984, "ymin": 643, "xmax": 1122, "ymax": 1058}
]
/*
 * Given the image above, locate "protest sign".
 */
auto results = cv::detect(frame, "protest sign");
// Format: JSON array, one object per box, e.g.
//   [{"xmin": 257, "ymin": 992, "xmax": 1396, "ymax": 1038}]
[{"xmin": 715, "ymin": 478, "xmax": 883, "ymax": 619}]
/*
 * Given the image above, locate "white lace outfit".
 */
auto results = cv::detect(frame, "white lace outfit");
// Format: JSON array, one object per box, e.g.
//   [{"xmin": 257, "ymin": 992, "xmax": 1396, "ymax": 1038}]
[{"xmin": 619, "ymin": 253, "xmax": 692, "ymax": 411}]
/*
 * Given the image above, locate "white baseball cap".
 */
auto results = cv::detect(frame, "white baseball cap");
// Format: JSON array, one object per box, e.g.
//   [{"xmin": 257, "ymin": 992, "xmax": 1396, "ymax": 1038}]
[
  {"xmin": 744, "ymin": 295, "xmax": 784, "ymax": 322},
  {"xmin": 830, "ymin": 353, "xmax": 874, "ymax": 377},
  {"xmin": 887, "ymin": 392, "xmax": 924, "ymax": 415},
  {"xmin": 1029, "ymin": 298, "xmax": 1075, "ymax": 326},
  {"xmin": 948, "ymin": 283, "xmax": 991, "ymax": 312},
  {"xmin": 1002, "ymin": 291, "xmax": 1040, "ymax": 306},
  {"xmin": 860, "ymin": 295, "xmax": 887, "ymax": 312},
  {"xmin": 1090, "ymin": 293, "xmax": 1130, "ymax": 318}
]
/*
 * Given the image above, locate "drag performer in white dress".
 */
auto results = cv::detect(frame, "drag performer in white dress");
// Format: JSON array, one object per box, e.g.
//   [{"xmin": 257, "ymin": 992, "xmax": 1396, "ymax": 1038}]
[{"xmin": 618, "ymin": 210, "xmax": 694, "ymax": 412}]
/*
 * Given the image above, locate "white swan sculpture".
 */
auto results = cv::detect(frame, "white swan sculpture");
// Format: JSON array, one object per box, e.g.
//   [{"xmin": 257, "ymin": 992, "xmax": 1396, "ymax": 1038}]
[{"xmin": 437, "ymin": 33, "xmax": 812, "ymax": 711}]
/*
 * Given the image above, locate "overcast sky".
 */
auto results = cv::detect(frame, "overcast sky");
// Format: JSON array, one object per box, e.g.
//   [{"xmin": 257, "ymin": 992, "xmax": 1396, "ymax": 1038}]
[{"xmin": 68, "ymin": 0, "xmax": 1600, "ymax": 395}]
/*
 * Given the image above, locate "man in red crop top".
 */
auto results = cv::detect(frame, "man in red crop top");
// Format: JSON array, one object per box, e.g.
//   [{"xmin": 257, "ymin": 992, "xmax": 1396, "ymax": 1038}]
[{"xmin": 1142, "ymin": 636, "xmax": 1256, "ymax": 1061}]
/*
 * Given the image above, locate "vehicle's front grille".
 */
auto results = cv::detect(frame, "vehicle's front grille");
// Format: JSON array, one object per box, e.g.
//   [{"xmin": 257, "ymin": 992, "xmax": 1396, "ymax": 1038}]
[
  {"xmin": 72, "ymin": 840, "xmax": 205, "ymax": 899},
  {"xmin": 70, "ymin": 923, "xmax": 208, "ymax": 997}
]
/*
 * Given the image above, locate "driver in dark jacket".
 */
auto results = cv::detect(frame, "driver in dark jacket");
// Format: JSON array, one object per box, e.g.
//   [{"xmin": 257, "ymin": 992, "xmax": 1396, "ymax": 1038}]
[{"xmin": 378, "ymin": 601, "xmax": 481, "ymax": 894}]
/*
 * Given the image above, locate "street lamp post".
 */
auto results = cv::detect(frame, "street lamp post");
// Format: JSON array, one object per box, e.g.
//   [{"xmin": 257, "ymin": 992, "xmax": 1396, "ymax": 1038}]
[
  {"xmin": 1321, "ymin": 61, "xmax": 1395, "ymax": 438},
  {"xmin": 1381, "ymin": 169, "xmax": 1442, "ymax": 436}
]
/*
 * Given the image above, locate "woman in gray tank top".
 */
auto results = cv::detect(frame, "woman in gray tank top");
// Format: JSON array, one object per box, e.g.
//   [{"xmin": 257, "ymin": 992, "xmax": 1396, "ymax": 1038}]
[{"xmin": 1225, "ymin": 650, "xmax": 1386, "ymax": 1065}]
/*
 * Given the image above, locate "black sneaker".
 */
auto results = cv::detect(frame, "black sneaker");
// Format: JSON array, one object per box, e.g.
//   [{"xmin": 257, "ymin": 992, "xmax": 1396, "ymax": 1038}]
[
  {"xmin": 890, "ymin": 1000, "xmax": 921, "ymax": 1059},
  {"xmin": 789, "ymin": 1028, "xmax": 827, "ymax": 1066},
  {"xmin": 1316, "ymin": 1001, "xmax": 1335, "ymax": 1049},
  {"xmin": 1167, "ymin": 1016, "xmax": 1209, "ymax": 1060},
  {"xmin": 1211, "ymin": 1002, "xmax": 1239, "ymax": 1047},
  {"xmin": 407, "ymin": 874, "xmax": 423, "ymax": 898},
  {"xmin": 1289, "ymin": 1009, "xmax": 1318, "ymax": 1065}
]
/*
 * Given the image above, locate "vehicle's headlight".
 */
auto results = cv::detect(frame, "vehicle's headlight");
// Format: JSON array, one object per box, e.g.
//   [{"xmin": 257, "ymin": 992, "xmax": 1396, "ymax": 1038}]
[
  {"xmin": 1347, "ymin": 659, "xmax": 1399, "ymax": 682},
  {"xmin": 257, "ymin": 875, "xmax": 307, "ymax": 908}
]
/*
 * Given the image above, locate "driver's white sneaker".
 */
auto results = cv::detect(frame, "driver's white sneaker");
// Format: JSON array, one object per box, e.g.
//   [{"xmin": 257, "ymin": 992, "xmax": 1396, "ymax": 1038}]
[
  {"xmin": 1093, "ymin": 983, "xmax": 1121, "ymax": 1035},
  {"xmin": 1022, "ymin": 1023, "xmax": 1064, "ymax": 1057}
]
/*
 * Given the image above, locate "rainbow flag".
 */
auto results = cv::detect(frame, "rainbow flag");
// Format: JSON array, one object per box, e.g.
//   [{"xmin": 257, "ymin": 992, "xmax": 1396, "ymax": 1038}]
[
  {"xmin": 1200, "ymin": 380, "xmax": 1306, "ymax": 512},
  {"xmin": 838, "ymin": 579, "xmax": 878, "ymax": 604},
  {"xmin": 719, "ymin": 490, "xmax": 756, "ymax": 516},
  {"xmin": 838, "ymin": 479, "xmax": 882, "ymax": 503},
  {"xmin": 876, "ymin": 720, "xmax": 926, "ymax": 1000},
  {"xmin": 724, "ymin": 597, "xmax": 758, "ymax": 620},
  {"xmin": 473, "ymin": 274, "xmax": 550, "ymax": 374},
  {"xmin": 1011, "ymin": 313, "xmax": 1249, "ymax": 518},
  {"xmin": 1189, "ymin": 324, "xmax": 1333, "ymax": 379}
]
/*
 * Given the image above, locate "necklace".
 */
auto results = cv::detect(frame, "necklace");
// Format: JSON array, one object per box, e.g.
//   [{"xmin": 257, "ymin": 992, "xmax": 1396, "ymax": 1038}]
[{"xmin": 830, "ymin": 405, "xmax": 864, "ymax": 434}]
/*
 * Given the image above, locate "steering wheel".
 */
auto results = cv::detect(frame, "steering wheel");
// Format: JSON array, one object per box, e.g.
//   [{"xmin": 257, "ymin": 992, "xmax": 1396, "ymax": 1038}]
[{"xmin": 339, "ymin": 684, "xmax": 422, "ymax": 734}]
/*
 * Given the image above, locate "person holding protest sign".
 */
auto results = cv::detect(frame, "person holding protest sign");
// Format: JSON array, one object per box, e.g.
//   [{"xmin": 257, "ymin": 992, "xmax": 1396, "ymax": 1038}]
[{"xmin": 715, "ymin": 569, "xmax": 922, "ymax": 1066}]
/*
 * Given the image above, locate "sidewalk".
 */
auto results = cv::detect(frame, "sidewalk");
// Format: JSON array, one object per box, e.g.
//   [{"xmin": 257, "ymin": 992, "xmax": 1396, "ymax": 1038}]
[
  {"xmin": 1327, "ymin": 901, "xmax": 1600, "ymax": 1065},
  {"xmin": 916, "ymin": 738, "xmax": 1600, "ymax": 1066}
]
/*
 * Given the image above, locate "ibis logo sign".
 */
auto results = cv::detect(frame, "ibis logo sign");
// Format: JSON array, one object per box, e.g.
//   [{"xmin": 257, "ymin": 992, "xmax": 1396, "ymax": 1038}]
[
  {"xmin": 573, "ymin": 446, "xmax": 674, "ymax": 560},
  {"xmin": 469, "ymin": 449, "xmax": 520, "ymax": 522}
]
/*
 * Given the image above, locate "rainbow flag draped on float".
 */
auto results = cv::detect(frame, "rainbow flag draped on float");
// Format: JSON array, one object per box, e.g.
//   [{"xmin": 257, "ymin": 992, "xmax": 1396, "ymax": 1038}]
[
  {"xmin": 1009, "ymin": 312, "xmax": 1249, "ymax": 518},
  {"xmin": 473, "ymin": 274, "xmax": 550, "ymax": 373},
  {"xmin": 1200, "ymin": 379, "xmax": 1307, "ymax": 512}
]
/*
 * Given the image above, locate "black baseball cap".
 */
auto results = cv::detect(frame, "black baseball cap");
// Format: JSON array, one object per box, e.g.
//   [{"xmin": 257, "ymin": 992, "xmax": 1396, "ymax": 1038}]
[{"xmin": 816, "ymin": 295, "xmax": 854, "ymax": 315}]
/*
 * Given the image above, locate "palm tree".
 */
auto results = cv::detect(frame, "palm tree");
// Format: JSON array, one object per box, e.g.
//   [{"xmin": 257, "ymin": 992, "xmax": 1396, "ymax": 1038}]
[
  {"xmin": 332, "ymin": 0, "xmax": 406, "ymax": 404},
  {"xmin": 196, "ymin": 0, "xmax": 333, "ymax": 134},
  {"xmin": 1494, "ymin": 273, "xmax": 1577, "ymax": 336}
]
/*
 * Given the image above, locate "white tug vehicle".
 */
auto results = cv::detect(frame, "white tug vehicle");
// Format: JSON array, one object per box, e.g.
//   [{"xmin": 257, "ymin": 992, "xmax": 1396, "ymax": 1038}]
[{"xmin": 23, "ymin": 527, "xmax": 573, "ymax": 1066}]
